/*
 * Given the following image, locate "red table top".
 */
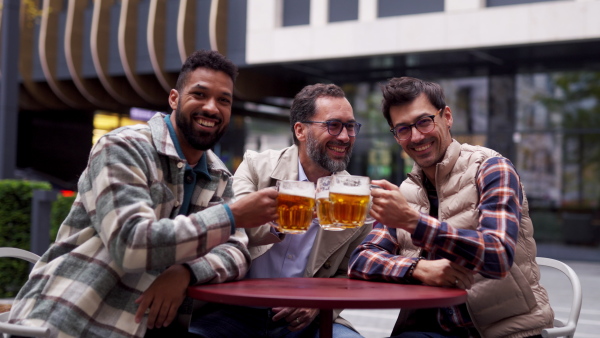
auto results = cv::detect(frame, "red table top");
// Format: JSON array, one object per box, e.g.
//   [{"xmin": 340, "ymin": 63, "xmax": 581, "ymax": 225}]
[{"xmin": 187, "ymin": 278, "xmax": 467, "ymax": 309}]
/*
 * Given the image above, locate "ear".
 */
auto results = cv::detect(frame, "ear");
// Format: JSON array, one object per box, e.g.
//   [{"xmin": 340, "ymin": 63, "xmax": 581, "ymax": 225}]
[
  {"xmin": 294, "ymin": 122, "xmax": 307, "ymax": 143},
  {"xmin": 168, "ymin": 89, "xmax": 179, "ymax": 111},
  {"xmin": 442, "ymin": 106, "xmax": 453, "ymax": 130}
]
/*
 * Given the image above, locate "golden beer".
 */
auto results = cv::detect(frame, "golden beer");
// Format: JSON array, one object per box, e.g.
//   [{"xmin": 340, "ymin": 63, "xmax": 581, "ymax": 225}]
[
  {"xmin": 274, "ymin": 180, "xmax": 316, "ymax": 234},
  {"xmin": 276, "ymin": 193, "xmax": 315, "ymax": 234},
  {"xmin": 329, "ymin": 175, "xmax": 371, "ymax": 228},
  {"xmin": 329, "ymin": 192, "xmax": 370, "ymax": 228},
  {"xmin": 317, "ymin": 197, "xmax": 344, "ymax": 231}
]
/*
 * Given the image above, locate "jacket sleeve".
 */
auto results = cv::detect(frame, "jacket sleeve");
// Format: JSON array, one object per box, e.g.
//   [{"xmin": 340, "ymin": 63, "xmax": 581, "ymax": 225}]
[
  {"xmin": 82, "ymin": 133, "xmax": 236, "ymax": 273},
  {"xmin": 348, "ymin": 223, "xmax": 417, "ymax": 282},
  {"xmin": 411, "ymin": 157, "xmax": 520, "ymax": 278},
  {"xmin": 233, "ymin": 151, "xmax": 283, "ymax": 247}
]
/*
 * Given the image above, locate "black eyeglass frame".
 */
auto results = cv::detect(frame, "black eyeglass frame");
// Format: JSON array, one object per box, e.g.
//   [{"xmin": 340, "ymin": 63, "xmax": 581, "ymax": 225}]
[
  {"xmin": 301, "ymin": 120, "xmax": 362, "ymax": 137},
  {"xmin": 389, "ymin": 108, "xmax": 443, "ymax": 141}
]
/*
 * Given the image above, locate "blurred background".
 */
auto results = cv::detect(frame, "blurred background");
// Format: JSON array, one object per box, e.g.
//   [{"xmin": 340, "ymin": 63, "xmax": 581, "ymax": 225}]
[
  {"xmin": 0, "ymin": 0, "xmax": 599, "ymax": 334},
  {"xmin": 2, "ymin": 0, "xmax": 599, "ymax": 247}
]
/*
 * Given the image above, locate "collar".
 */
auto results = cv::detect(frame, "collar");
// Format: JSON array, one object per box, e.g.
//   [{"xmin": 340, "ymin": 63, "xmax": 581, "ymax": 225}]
[{"xmin": 164, "ymin": 114, "xmax": 210, "ymax": 177}]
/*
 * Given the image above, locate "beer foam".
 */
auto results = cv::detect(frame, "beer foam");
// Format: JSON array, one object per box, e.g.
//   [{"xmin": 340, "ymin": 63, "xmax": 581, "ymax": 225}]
[
  {"xmin": 278, "ymin": 183, "xmax": 315, "ymax": 199},
  {"xmin": 316, "ymin": 190, "xmax": 329, "ymax": 199},
  {"xmin": 330, "ymin": 182, "xmax": 370, "ymax": 196}
]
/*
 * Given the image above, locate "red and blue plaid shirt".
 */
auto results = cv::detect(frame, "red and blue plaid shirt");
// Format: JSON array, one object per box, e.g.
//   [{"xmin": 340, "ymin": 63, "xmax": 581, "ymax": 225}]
[{"xmin": 349, "ymin": 157, "xmax": 522, "ymax": 337}]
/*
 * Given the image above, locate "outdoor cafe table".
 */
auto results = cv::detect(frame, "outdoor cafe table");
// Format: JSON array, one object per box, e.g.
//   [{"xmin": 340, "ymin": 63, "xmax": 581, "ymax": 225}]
[{"xmin": 187, "ymin": 277, "xmax": 468, "ymax": 338}]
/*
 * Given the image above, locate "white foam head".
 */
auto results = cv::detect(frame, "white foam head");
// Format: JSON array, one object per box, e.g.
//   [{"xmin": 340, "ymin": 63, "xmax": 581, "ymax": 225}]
[
  {"xmin": 278, "ymin": 181, "xmax": 315, "ymax": 199},
  {"xmin": 330, "ymin": 176, "xmax": 370, "ymax": 195},
  {"xmin": 316, "ymin": 190, "xmax": 329, "ymax": 199}
]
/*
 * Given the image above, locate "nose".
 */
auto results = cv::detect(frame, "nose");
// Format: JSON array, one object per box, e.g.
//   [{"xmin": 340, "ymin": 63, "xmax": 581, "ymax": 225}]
[
  {"xmin": 336, "ymin": 125, "xmax": 351, "ymax": 142},
  {"xmin": 203, "ymin": 97, "xmax": 219, "ymax": 114},
  {"xmin": 409, "ymin": 125, "xmax": 425, "ymax": 143}
]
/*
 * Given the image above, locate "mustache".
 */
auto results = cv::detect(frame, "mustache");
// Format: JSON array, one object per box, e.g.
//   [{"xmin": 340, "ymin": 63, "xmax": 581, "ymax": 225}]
[{"xmin": 327, "ymin": 141, "xmax": 351, "ymax": 147}]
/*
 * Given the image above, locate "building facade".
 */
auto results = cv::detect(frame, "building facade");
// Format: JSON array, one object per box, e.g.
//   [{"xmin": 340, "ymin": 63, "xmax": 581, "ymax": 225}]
[{"xmin": 1, "ymin": 0, "xmax": 599, "ymax": 243}]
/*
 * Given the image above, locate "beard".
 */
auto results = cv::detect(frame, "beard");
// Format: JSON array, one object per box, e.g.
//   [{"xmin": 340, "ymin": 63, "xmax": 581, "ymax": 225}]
[
  {"xmin": 175, "ymin": 101, "xmax": 227, "ymax": 151},
  {"xmin": 306, "ymin": 130, "xmax": 353, "ymax": 173}
]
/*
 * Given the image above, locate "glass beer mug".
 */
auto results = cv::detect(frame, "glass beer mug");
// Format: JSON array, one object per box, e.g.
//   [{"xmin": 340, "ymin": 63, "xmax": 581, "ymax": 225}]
[
  {"xmin": 274, "ymin": 180, "xmax": 316, "ymax": 234},
  {"xmin": 316, "ymin": 176, "xmax": 345, "ymax": 231},
  {"xmin": 329, "ymin": 175, "xmax": 371, "ymax": 228}
]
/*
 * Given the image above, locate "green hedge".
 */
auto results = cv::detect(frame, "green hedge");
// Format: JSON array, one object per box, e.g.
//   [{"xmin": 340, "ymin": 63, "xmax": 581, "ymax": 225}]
[
  {"xmin": 50, "ymin": 193, "xmax": 76, "ymax": 242},
  {"xmin": 0, "ymin": 180, "xmax": 52, "ymax": 297}
]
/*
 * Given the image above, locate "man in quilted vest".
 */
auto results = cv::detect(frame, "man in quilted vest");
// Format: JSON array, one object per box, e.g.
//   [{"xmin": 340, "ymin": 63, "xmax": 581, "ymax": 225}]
[
  {"xmin": 349, "ymin": 76, "xmax": 554, "ymax": 337},
  {"xmin": 8, "ymin": 50, "xmax": 279, "ymax": 338}
]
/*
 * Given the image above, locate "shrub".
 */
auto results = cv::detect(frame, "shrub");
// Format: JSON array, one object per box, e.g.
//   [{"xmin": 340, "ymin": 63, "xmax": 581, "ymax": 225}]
[
  {"xmin": 50, "ymin": 192, "xmax": 76, "ymax": 242},
  {"xmin": 0, "ymin": 180, "xmax": 52, "ymax": 297}
]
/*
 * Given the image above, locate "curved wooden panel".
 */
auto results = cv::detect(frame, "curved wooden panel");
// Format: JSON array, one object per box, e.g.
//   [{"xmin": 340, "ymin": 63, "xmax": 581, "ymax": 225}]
[
  {"xmin": 39, "ymin": 0, "xmax": 94, "ymax": 109},
  {"xmin": 147, "ymin": 0, "xmax": 177, "ymax": 92},
  {"xmin": 18, "ymin": 0, "xmax": 68, "ymax": 110},
  {"xmin": 209, "ymin": 0, "xmax": 228, "ymax": 55},
  {"xmin": 90, "ymin": 0, "xmax": 146, "ymax": 107},
  {"xmin": 177, "ymin": 0, "xmax": 196, "ymax": 63},
  {"xmin": 65, "ymin": 0, "xmax": 123, "ymax": 111},
  {"xmin": 118, "ymin": 0, "xmax": 166, "ymax": 106}
]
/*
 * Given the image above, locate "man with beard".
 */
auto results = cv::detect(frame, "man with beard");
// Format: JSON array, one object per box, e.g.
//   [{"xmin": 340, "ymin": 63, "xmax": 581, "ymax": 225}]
[
  {"xmin": 349, "ymin": 77, "xmax": 553, "ymax": 337},
  {"xmin": 7, "ymin": 50, "xmax": 279, "ymax": 338},
  {"xmin": 189, "ymin": 84, "xmax": 370, "ymax": 338}
]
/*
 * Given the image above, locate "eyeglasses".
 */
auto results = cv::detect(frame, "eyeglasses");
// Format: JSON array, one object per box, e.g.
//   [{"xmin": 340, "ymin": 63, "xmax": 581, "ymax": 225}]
[
  {"xmin": 302, "ymin": 120, "xmax": 362, "ymax": 137},
  {"xmin": 390, "ymin": 109, "xmax": 442, "ymax": 141}
]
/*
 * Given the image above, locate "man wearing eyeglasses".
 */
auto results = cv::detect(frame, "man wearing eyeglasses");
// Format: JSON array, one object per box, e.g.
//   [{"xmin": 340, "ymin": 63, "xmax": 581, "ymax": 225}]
[
  {"xmin": 349, "ymin": 77, "xmax": 553, "ymax": 338},
  {"xmin": 189, "ymin": 84, "xmax": 369, "ymax": 337}
]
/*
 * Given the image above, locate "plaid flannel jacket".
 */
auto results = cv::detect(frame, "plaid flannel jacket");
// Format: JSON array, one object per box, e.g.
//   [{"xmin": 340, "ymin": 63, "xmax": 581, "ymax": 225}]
[{"xmin": 9, "ymin": 113, "xmax": 250, "ymax": 338}]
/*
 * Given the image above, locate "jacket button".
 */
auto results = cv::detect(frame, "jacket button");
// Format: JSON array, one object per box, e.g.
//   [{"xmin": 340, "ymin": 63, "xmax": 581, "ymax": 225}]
[
  {"xmin": 177, "ymin": 162, "xmax": 184, "ymax": 168},
  {"xmin": 323, "ymin": 262, "xmax": 331, "ymax": 269},
  {"xmin": 185, "ymin": 174, "xmax": 193, "ymax": 184}
]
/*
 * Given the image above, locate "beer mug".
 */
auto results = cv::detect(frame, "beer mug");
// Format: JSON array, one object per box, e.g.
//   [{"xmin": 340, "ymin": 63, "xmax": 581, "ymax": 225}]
[
  {"xmin": 363, "ymin": 184, "xmax": 382, "ymax": 226},
  {"xmin": 316, "ymin": 176, "xmax": 344, "ymax": 231},
  {"xmin": 274, "ymin": 180, "xmax": 316, "ymax": 234},
  {"xmin": 329, "ymin": 175, "xmax": 371, "ymax": 228}
]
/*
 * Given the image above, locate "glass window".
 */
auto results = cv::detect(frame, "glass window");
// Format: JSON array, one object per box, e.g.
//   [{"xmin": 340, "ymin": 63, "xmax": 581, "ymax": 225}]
[
  {"xmin": 378, "ymin": 0, "xmax": 444, "ymax": 18},
  {"xmin": 282, "ymin": 0, "xmax": 310, "ymax": 26},
  {"xmin": 329, "ymin": 0, "xmax": 359, "ymax": 23}
]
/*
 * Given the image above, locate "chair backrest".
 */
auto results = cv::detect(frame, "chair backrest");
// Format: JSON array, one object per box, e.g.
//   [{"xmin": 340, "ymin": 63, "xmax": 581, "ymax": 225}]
[
  {"xmin": 0, "ymin": 247, "xmax": 50, "ymax": 337},
  {"xmin": 536, "ymin": 257, "xmax": 582, "ymax": 338}
]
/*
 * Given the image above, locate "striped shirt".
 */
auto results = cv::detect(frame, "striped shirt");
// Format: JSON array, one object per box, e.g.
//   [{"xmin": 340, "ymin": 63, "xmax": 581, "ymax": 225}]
[
  {"xmin": 9, "ymin": 113, "xmax": 250, "ymax": 338},
  {"xmin": 349, "ymin": 157, "xmax": 521, "ymax": 337}
]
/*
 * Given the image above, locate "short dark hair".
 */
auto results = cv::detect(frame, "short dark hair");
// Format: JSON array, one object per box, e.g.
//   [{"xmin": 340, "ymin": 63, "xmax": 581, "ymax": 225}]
[
  {"xmin": 175, "ymin": 50, "xmax": 238, "ymax": 92},
  {"xmin": 380, "ymin": 77, "xmax": 446, "ymax": 126},
  {"xmin": 289, "ymin": 83, "xmax": 346, "ymax": 145}
]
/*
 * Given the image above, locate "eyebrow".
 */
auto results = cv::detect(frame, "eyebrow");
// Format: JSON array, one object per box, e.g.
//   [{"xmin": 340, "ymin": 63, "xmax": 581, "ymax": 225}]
[
  {"xmin": 192, "ymin": 84, "xmax": 232, "ymax": 98},
  {"xmin": 393, "ymin": 113, "xmax": 433, "ymax": 127}
]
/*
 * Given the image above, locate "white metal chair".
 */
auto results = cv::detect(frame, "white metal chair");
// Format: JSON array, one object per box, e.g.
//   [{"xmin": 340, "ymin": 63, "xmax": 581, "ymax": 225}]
[
  {"xmin": 536, "ymin": 257, "xmax": 582, "ymax": 338},
  {"xmin": 0, "ymin": 247, "xmax": 50, "ymax": 337}
]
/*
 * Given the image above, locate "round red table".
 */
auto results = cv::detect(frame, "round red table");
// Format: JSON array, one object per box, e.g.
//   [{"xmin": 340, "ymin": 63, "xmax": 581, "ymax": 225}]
[{"xmin": 188, "ymin": 278, "xmax": 467, "ymax": 338}]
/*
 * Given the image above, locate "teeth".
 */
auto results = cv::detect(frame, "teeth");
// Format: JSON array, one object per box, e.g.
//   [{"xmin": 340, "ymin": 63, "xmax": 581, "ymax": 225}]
[
  {"xmin": 415, "ymin": 143, "xmax": 431, "ymax": 152},
  {"xmin": 329, "ymin": 146, "xmax": 345, "ymax": 152},
  {"xmin": 196, "ymin": 118, "xmax": 215, "ymax": 127}
]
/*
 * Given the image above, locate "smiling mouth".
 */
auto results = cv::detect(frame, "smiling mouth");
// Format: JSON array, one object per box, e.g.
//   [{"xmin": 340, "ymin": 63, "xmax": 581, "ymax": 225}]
[
  {"xmin": 414, "ymin": 143, "xmax": 432, "ymax": 152},
  {"xmin": 195, "ymin": 117, "xmax": 217, "ymax": 128},
  {"xmin": 328, "ymin": 145, "xmax": 346, "ymax": 153}
]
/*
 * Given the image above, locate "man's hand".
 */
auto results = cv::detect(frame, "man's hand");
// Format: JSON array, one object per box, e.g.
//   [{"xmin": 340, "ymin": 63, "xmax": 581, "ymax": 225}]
[
  {"xmin": 271, "ymin": 307, "xmax": 319, "ymax": 332},
  {"xmin": 134, "ymin": 265, "xmax": 191, "ymax": 329},
  {"xmin": 412, "ymin": 259, "xmax": 475, "ymax": 290},
  {"xmin": 229, "ymin": 188, "xmax": 279, "ymax": 228},
  {"xmin": 370, "ymin": 179, "xmax": 420, "ymax": 232}
]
